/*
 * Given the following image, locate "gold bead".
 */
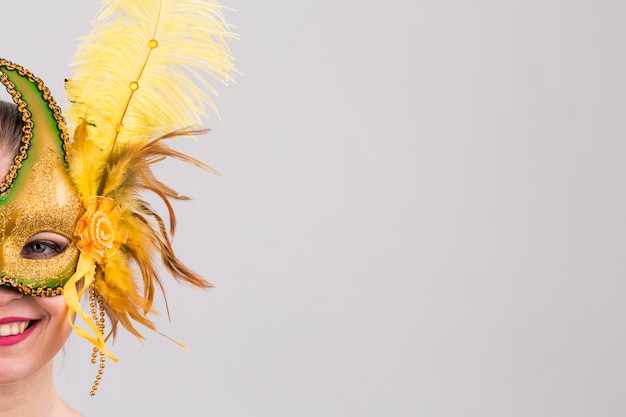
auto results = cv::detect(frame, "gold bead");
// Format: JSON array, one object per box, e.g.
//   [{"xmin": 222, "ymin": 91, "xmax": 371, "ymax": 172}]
[
  {"xmin": 116, "ymin": 123, "xmax": 124, "ymax": 132},
  {"xmin": 129, "ymin": 81, "xmax": 139, "ymax": 91},
  {"xmin": 149, "ymin": 39, "xmax": 159, "ymax": 48}
]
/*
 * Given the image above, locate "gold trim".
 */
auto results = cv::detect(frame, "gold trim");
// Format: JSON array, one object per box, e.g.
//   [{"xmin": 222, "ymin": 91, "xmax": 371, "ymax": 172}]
[{"xmin": 0, "ymin": 275, "xmax": 63, "ymax": 297}]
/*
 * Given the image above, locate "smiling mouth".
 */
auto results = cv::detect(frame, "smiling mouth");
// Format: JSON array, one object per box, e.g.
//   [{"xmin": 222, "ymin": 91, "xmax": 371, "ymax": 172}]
[{"xmin": 0, "ymin": 321, "xmax": 32, "ymax": 337}]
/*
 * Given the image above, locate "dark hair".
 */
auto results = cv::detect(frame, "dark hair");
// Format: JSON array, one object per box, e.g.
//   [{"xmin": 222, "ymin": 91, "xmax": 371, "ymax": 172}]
[{"xmin": 0, "ymin": 100, "xmax": 23, "ymax": 159}]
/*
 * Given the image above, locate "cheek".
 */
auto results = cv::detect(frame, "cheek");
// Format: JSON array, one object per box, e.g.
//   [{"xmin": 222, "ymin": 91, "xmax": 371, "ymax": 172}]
[
  {"xmin": 35, "ymin": 296, "xmax": 72, "ymax": 341},
  {"xmin": 36, "ymin": 295, "xmax": 69, "ymax": 316}
]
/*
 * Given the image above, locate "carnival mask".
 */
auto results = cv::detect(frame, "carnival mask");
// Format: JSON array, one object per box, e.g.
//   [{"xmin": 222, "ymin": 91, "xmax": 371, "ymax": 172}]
[{"xmin": 0, "ymin": 61, "xmax": 82, "ymax": 296}]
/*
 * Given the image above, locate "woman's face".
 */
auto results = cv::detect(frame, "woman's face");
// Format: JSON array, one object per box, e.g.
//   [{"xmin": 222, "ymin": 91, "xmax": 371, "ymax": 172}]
[{"xmin": 0, "ymin": 154, "xmax": 75, "ymax": 384}]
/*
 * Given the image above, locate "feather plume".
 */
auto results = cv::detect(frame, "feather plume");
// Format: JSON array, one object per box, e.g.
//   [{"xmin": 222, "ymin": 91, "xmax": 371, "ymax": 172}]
[
  {"xmin": 69, "ymin": 129, "xmax": 218, "ymax": 345},
  {"xmin": 63, "ymin": 0, "xmax": 235, "ymax": 354}
]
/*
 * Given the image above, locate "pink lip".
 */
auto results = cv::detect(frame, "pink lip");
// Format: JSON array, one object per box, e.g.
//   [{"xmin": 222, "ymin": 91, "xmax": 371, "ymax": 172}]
[{"xmin": 0, "ymin": 319, "xmax": 38, "ymax": 347}]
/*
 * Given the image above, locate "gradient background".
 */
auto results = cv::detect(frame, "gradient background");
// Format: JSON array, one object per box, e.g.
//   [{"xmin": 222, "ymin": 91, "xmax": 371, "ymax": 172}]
[{"xmin": 2, "ymin": 0, "xmax": 626, "ymax": 416}]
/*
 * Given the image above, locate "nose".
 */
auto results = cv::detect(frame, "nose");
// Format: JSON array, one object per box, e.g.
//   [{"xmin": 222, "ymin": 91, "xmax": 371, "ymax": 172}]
[{"xmin": 0, "ymin": 285, "xmax": 23, "ymax": 306}]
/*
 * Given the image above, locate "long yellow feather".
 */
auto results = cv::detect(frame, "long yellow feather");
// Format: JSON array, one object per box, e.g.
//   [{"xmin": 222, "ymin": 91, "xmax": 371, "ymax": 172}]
[{"xmin": 65, "ymin": 0, "xmax": 236, "ymax": 151}]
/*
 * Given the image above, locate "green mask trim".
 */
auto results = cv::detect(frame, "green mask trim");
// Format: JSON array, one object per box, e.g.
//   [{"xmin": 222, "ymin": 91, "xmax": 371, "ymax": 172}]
[
  {"xmin": 0, "ymin": 59, "xmax": 70, "ymax": 203},
  {"xmin": 0, "ymin": 260, "xmax": 77, "ymax": 296}
]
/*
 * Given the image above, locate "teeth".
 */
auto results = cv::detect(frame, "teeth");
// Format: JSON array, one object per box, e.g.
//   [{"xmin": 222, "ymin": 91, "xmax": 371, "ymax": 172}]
[{"xmin": 0, "ymin": 321, "xmax": 29, "ymax": 337}]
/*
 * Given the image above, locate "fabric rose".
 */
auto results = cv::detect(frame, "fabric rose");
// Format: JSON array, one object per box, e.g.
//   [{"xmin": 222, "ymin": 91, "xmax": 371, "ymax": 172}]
[{"xmin": 75, "ymin": 196, "xmax": 128, "ymax": 263}]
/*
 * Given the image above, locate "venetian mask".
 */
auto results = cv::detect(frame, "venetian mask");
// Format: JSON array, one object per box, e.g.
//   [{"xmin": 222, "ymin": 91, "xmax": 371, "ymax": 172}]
[{"xmin": 0, "ymin": 61, "xmax": 82, "ymax": 296}]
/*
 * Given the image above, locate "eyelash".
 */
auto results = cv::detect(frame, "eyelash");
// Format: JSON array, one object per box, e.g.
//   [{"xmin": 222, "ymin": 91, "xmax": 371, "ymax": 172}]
[{"xmin": 20, "ymin": 240, "xmax": 67, "ymax": 260}]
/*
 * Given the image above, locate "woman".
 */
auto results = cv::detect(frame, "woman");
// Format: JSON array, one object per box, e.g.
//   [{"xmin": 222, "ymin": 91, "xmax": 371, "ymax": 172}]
[
  {"xmin": 0, "ymin": 100, "xmax": 82, "ymax": 416},
  {"xmin": 0, "ymin": 0, "xmax": 234, "ymax": 414}
]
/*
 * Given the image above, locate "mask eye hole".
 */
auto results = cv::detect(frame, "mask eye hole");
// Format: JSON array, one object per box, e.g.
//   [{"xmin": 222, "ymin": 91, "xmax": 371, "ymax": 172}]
[{"xmin": 20, "ymin": 232, "xmax": 70, "ymax": 260}]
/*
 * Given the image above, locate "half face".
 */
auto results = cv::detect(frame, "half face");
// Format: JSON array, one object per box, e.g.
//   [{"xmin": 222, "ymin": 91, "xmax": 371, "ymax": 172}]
[{"xmin": 0, "ymin": 147, "xmax": 82, "ymax": 295}]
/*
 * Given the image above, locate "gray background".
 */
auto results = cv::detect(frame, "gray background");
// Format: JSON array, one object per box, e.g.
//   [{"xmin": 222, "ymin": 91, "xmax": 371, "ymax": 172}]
[{"xmin": 2, "ymin": 0, "xmax": 626, "ymax": 416}]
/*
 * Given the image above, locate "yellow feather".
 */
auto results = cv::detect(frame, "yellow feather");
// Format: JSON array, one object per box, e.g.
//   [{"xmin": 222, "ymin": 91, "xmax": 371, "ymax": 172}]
[
  {"xmin": 66, "ymin": 119, "xmax": 106, "ymax": 203},
  {"xmin": 63, "ymin": 0, "xmax": 234, "ymax": 354},
  {"xmin": 65, "ymin": 0, "xmax": 236, "ymax": 152}
]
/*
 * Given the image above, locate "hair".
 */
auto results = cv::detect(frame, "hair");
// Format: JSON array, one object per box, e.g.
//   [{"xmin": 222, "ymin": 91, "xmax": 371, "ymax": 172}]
[{"xmin": 0, "ymin": 100, "xmax": 23, "ymax": 159}]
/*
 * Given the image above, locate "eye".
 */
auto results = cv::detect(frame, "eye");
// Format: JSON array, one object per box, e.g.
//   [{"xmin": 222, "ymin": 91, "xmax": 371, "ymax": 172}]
[{"xmin": 20, "ymin": 232, "xmax": 70, "ymax": 260}]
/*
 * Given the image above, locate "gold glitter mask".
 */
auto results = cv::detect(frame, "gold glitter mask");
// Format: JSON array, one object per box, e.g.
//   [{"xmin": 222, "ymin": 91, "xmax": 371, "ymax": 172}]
[
  {"xmin": 0, "ymin": 60, "xmax": 82, "ymax": 296},
  {"xmin": 0, "ymin": 149, "xmax": 82, "ymax": 295}
]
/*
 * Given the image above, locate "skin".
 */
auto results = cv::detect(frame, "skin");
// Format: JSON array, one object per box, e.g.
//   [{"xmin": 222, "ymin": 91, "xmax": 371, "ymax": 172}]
[{"xmin": 0, "ymin": 156, "xmax": 84, "ymax": 417}]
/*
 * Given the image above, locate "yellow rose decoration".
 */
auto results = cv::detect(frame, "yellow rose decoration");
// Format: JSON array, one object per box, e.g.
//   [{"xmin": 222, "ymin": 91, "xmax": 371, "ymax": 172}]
[{"xmin": 75, "ymin": 196, "xmax": 128, "ymax": 263}]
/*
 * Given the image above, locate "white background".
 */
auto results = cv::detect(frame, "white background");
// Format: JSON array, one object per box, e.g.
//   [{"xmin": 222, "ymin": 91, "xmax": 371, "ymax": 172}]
[{"xmin": 2, "ymin": 0, "xmax": 626, "ymax": 416}]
